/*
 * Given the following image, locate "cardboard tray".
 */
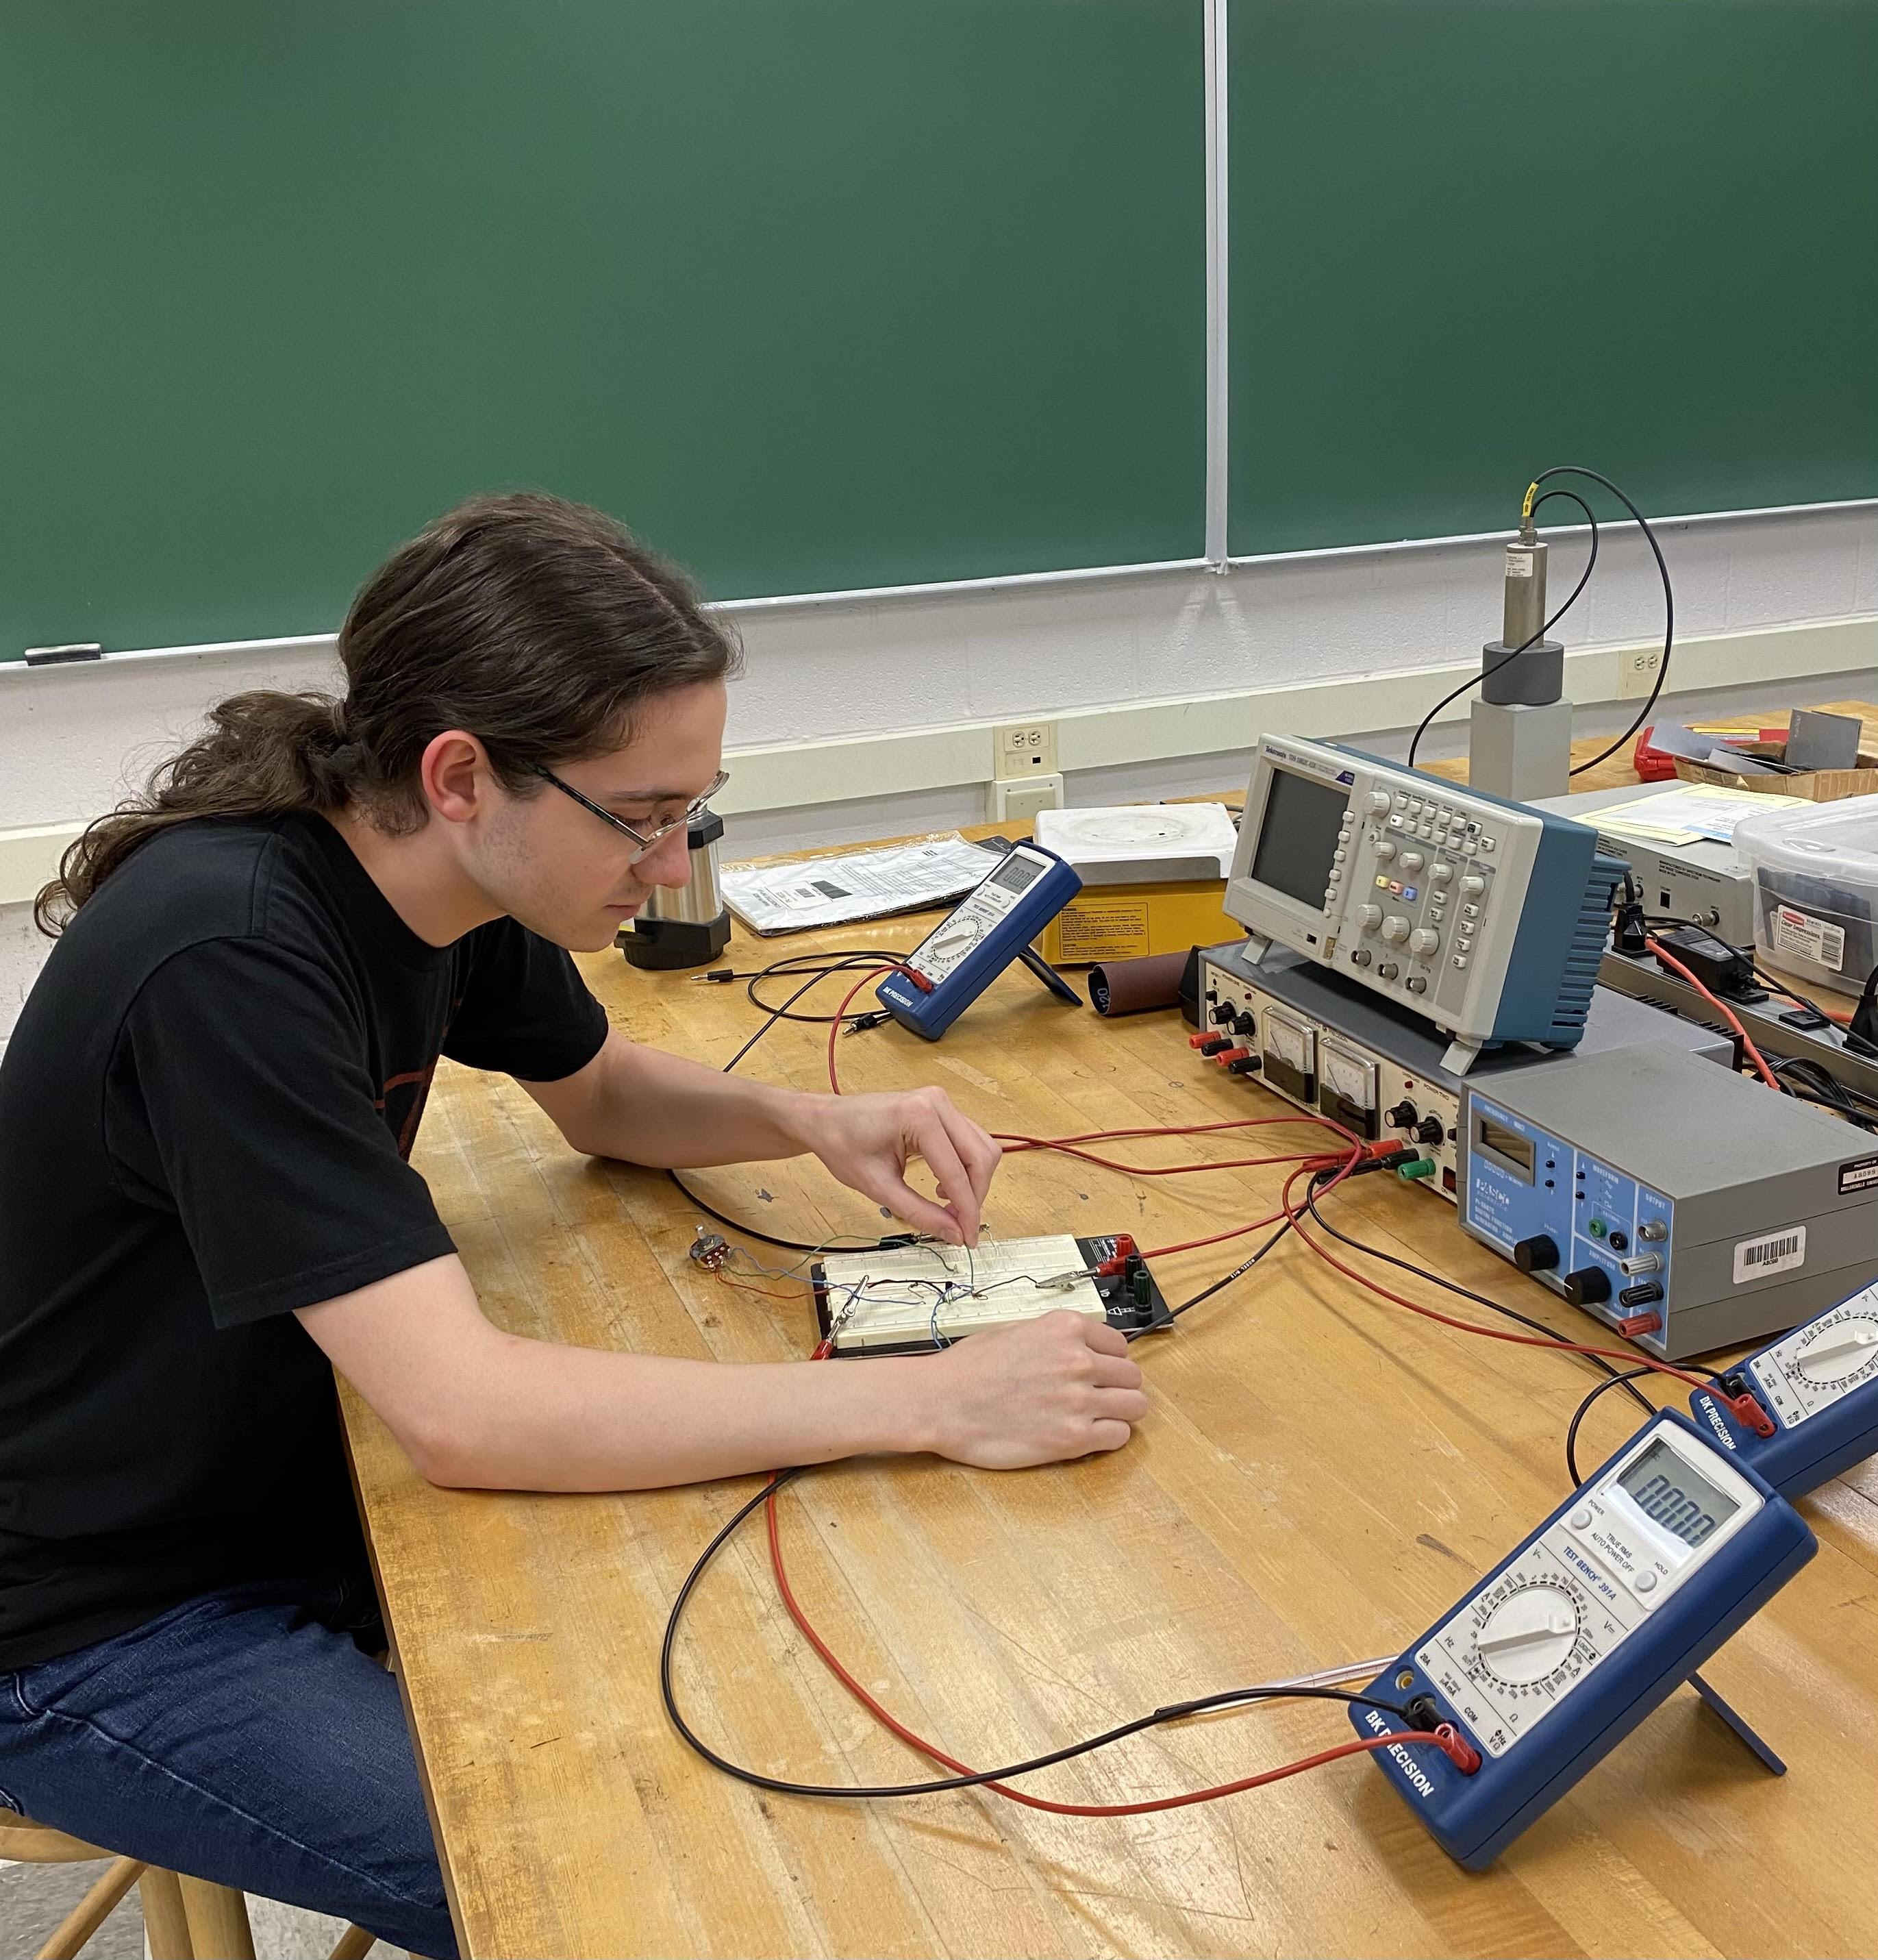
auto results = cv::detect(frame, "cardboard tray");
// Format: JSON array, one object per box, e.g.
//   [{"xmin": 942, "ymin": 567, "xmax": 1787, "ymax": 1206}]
[{"xmin": 1673, "ymin": 741, "xmax": 1878, "ymax": 802}]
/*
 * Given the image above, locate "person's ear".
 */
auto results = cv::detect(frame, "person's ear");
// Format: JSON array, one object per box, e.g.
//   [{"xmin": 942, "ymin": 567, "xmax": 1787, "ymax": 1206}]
[{"xmin": 419, "ymin": 731, "xmax": 491, "ymax": 824}]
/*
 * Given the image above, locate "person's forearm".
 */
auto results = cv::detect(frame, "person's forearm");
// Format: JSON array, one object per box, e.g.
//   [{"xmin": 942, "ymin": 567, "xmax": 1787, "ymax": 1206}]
[
  {"xmin": 562, "ymin": 1038, "xmax": 817, "ymax": 1167},
  {"xmin": 418, "ymin": 1327, "xmax": 938, "ymax": 1490}
]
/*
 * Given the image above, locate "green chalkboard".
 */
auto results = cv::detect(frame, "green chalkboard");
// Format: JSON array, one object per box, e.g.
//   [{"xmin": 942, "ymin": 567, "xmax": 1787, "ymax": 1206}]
[
  {"xmin": 0, "ymin": 1, "xmax": 1204, "ymax": 658},
  {"xmin": 1229, "ymin": 0, "xmax": 1878, "ymax": 555}
]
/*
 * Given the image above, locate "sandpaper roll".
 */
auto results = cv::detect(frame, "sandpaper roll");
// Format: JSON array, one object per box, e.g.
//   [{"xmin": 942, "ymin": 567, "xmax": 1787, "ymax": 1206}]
[{"xmin": 1088, "ymin": 950, "xmax": 1190, "ymax": 1016}]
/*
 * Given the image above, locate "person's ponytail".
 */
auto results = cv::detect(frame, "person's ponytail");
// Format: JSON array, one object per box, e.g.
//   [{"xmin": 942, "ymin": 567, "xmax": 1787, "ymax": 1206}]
[
  {"xmin": 36, "ymin": 692, "xmax": 362, "ymax": 931},
  {"xmin": 34, "ymin": 493, "xmax": 738, "ymax": 934}
]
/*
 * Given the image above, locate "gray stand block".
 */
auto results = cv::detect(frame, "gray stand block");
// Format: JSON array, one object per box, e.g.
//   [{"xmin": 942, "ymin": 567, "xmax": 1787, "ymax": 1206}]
[{"xmin": 1468, "ymin": 696, "xmax": 1573, "ymax": 800}]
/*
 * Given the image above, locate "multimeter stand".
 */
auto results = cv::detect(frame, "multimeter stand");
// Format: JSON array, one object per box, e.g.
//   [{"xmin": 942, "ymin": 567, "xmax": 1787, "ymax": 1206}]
[
  {"xmin": 1014, "ymin": 943, "xmax": 1081, "ymax": 1005},
  {"xmin": 1687, "ymin": 1671, "xmax": 1786, "ymax": 1774}
]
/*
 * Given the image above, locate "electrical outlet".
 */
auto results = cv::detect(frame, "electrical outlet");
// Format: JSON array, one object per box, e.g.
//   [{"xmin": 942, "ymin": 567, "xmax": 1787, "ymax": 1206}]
[
  {"xmin": 988, "ymin": 773, "xmax": 1064, "ymax": 825},
  {"xmin": 992, "ymin": 720, "xmax": 1060, "ymax": 782},
  {"xmin": 1617, "ymin": 643, "xmax": 1665, "ymax": 700}
]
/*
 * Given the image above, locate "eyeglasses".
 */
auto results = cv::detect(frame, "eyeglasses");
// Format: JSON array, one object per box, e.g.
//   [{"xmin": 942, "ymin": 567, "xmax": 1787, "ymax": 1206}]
[{"xmin": 531, "ymin": 765, "xmax": 729, "ymax": 863}]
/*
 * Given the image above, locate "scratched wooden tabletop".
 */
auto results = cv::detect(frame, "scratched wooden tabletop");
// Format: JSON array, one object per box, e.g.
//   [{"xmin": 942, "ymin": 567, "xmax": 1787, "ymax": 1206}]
[{"xmin": 340, "ymin": 711, "xmax": 1878, "ymax": 1958}]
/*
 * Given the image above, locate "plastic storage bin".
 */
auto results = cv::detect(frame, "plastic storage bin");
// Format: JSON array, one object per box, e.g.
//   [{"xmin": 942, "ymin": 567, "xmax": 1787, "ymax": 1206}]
[{"xmin": 1733, "ymin": 793, "xmax": 1878, "ymax": 997}]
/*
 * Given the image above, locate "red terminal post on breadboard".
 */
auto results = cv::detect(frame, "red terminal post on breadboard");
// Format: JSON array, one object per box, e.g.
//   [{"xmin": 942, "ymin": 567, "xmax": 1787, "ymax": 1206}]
[{"xmin": 1094, "ymin": 1233, "xmax": 1138, "ymax": 1278}]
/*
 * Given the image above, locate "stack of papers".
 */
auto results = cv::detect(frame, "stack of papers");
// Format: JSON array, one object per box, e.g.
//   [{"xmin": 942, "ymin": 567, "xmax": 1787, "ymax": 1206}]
[
  {"xmin": 1589, "ymin": 786, "xmax": 1793, "ymax": 845},
  {"xmin": 721, "ymin": 833, "xmax": 1001, "ymax": 934}
]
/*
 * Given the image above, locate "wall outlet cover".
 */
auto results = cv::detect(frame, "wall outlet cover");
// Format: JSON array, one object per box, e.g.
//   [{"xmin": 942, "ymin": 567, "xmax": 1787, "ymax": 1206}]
[
  {"xmin": 992, "ymin": 720, "xmax": 1060, "ymax": 781},
  {"xmin": 1617, "ymin": 643, "xmax": 1666, "ymax": 699},
  {"xmin": 989, "ymin": 773, "xmax": 1066, "ymax": 823}
]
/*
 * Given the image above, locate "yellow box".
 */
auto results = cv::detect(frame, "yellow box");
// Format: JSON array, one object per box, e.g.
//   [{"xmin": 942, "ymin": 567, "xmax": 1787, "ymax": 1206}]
[{"xmin": 1037, "ymin": 880, "xmax": 1240, "ymax": 965}]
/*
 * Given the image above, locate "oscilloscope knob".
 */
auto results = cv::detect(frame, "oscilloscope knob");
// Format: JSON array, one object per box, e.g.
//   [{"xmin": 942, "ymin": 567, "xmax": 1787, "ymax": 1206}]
[
  {"xmin": 1366, "ymin": 790, "xmax": 1393, "ymax": 814},
  {"xmin": 1381, "ymin": 914, "xmax": 1410, "ymax": 943}
]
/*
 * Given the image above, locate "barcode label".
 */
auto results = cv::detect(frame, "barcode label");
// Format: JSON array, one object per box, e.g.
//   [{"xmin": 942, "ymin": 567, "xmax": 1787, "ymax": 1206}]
[{"xmin": 1733, "ymin": 1226, "xmax": 1806, "ymax": 1285}]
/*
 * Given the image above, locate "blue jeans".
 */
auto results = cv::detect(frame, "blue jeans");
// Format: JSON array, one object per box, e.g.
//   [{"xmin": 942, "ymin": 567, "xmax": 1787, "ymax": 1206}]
[{"xmin": 0, "ymin": 1576, "xmax": 458, "ymax": 1959}]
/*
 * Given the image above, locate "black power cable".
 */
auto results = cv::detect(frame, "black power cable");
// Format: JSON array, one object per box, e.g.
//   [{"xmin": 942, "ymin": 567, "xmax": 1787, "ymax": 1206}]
[
  {"xmin": 1405, "ymin": 490, "xmax": 1599, "ymax": 769},
  {"xmin": 670, "ymin": 947, "xmax": 914, "ymax": 1250},
  {"xmin": 659, "ymin": 1465, "xmax": 1412, "ymax": 1802},
  {"xmin": 1300, "ymin": 1174, "xmax": 1690, "ymax": 1423},
  {"xmin": 742, "ymin": 949, "xmax": 914, "ymax": 1028},
  {"xmin": 1564, "ymin": 1368, "xmax": 1663, "ymax": 1487},
  {"xmin": 1540, "ymin": 467, "xmax": 1675, "ymax": 778}
]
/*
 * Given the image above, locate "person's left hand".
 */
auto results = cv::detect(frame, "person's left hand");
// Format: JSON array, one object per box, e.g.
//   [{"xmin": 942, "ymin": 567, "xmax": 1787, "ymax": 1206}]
[{"xmin": 794, "ymin": 1087, "xmax": 1001, "ymax": 1244}]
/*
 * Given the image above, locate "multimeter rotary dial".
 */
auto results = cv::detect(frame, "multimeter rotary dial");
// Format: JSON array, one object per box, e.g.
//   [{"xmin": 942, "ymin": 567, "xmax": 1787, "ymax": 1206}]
[
  {"xmin": 1792, "ymin": 1310, "xmax": 1878, "ymax": 1387},
  {"xmin": 923, "ymin": 919, "xmax": 986, "ymax": 963},
  {"xmin": 1469, "ymin": 1580, "xmax": 1582, "ymax": 1687}
]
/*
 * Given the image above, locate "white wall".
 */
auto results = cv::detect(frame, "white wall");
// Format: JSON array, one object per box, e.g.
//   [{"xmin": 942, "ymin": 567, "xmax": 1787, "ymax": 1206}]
[{"xmin": 3, "ymin": 501, "xmax": 1875, "ymax": 1038}]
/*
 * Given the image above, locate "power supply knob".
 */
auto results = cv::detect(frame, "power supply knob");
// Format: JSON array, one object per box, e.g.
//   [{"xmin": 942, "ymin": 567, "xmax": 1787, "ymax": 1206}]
[
  {"xmin": 1398, "ymin": 850, "xmax": 1425, "ymax": 871},
  {"xmin": 1409, "ymin": 927, "xmax": 1440, "ymax": 955},
  {"xmin": 1564, "ymin": 1267, "xmax": 1612, "ymax": 1308},
  {"xmin": 1513, "ymin": 1235, "xmax": 1560, "ymax": 1274},
  {"xmin": 1380, "ymin": 914, "xmax": 1410, "ymax": 943},
  {"xmin": 1366, "ymin": 790, "xmax": 1393, "ymax": 814},
  {"xmin": 1460, "ymin": 874, "xmax": 1486, "ymax": 897},
  {"xmin": 1357, "ymin": 904, "xmax": 1382, "ymax": 930}
]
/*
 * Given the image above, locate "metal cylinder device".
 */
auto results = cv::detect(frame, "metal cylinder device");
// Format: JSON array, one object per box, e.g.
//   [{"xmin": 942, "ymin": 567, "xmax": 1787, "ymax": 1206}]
[
  {"xmin": 1468, "ymin": 524, "xmax": 1572, "ymax": 800},
  {"xmin": 617, "ymin": 808, "xmax": 733, "ymax": 969},
  {"xmin": 1501, "ymin": 534, "xmax": 1549, "ymax": 650},
  {"xmin": 1481, "ymin": 536, "xmax": 1564, "ymax": 706}
]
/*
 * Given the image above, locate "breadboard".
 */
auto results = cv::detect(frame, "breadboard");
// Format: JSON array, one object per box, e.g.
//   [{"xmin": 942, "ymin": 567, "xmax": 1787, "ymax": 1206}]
[{"xmin": 814, "ymin": 1235, "xmax": 1106, "ymax": 1352}]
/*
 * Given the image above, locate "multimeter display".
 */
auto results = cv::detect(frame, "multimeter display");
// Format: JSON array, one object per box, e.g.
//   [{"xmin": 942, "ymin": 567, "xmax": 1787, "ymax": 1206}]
[
  {"xmin": 987, "ymin": 853, "xmax": 1047, "ymax": 895},
  {"xmin": 1615, "ymin": 1439, "xmax": 1737, "ymax": 1549}
]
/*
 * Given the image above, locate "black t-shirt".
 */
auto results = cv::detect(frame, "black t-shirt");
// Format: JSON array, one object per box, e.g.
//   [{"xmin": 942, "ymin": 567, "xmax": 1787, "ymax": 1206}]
[{"xmin": 0, "ymin": 812, "xmax": 609, "ymax": 1668}]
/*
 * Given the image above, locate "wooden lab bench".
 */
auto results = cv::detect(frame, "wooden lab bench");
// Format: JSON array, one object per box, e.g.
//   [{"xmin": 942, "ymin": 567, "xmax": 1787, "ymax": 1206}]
[{"xmin": 340, "ymin": 717, "xmax": 1878, "ymax": 1957}]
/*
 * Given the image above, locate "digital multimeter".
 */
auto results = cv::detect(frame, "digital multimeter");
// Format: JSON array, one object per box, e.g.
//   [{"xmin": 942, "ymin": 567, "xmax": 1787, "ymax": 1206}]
[
  {"xmin": 1353, "ymin": 1412, "xmax": 1815, "ymax": 1868},
  {"xmin": 1688, "ymin": 1279, "xmax": 1878, "ymax": 1500},
  {"xmin": 875, "ymin": 842, "xmax": 1083, "ymax": 1041}
]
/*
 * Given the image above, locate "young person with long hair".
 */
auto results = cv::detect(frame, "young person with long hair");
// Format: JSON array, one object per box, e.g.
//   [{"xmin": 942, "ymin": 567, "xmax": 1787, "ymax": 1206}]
[{"xmin": 0, "ymin": 495, "xmax": 1146, "ymax": 1955}]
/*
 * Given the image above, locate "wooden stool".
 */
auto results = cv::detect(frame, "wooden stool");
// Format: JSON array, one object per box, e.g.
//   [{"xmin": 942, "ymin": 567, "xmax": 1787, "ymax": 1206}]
[{"xmin": 0, "ymin": 1811, "xmax": 373, "ymax": 1960}]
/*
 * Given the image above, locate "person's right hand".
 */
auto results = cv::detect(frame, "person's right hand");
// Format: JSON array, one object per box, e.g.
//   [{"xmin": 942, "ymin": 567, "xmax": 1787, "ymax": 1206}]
[{"xmin": 918, "ymin": 1310, "xmax": 1149, "ymax": 1469}]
